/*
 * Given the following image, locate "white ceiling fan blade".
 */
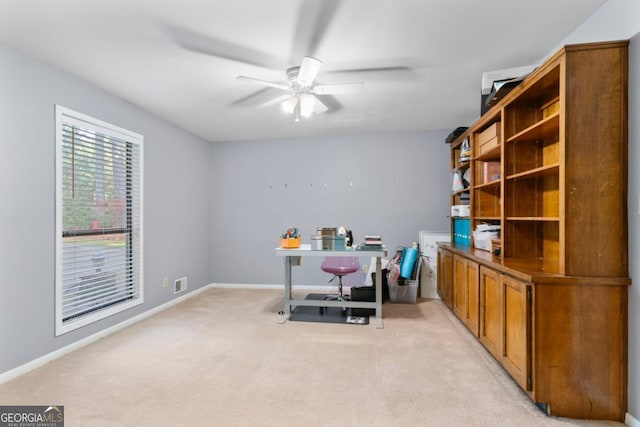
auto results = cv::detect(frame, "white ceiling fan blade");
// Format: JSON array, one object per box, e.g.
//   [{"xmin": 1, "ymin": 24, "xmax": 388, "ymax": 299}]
[
  {"xmin": 326, "ymin": 66, "xmax": 416, "ymax": 82},
  {"xmin": 168, "ymin": 25, "xmax": 284, "ymax": 70},
  {"xmin": 298, "ymin": 57, "xmax": 322, "ymax": 87},
  {"xmin": 290, "ymin": 0, "xmax": 342, "ymax": 60},
  {"xmin": 312, "ymin": 95, "xmax": 329, "ymax": 114},
  {"xmin": 257, "ymin": 94, "xmax": 293, "ymax": 109},
  {"xmin": 236, "ymin": 76, "xmax": 290, "ymax": 91},
  {"xmin": 230, "ymin": 88, "xmax": 293, "ymax": 109},
  {"xmin": 312, "ymin": 82, "xmax": 364, "ymax": 95}
]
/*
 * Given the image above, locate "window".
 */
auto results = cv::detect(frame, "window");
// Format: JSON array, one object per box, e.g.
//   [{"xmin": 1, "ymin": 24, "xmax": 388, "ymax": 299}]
[{"xmin": 55, "ymin": 106, "xmax": 143, "ymax": 336}]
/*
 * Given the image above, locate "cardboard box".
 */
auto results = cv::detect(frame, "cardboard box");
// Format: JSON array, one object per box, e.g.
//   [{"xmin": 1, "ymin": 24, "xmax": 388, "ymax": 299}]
[
  {"xmin": 477, "ymin": 122, "xmax": 501, "ymax": 156},
  {"xmin": 483, "ymin": 161, "xmax": 501, "ymax": 183}
]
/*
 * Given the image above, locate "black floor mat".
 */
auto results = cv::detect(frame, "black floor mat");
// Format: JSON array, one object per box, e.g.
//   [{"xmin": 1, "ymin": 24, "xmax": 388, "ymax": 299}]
[{"xmin": 288, "ymin": 293, "xmax": 370, "ymax": 325}]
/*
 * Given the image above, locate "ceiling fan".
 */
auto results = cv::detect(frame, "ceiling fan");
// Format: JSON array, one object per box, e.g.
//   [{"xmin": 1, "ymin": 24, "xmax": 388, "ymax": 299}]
[
  {"xmin": 168, "ymin": 0, "xmax": 414, "ymax": 122},
  {"xmin": 236, "ymin": 56, "xmax": 364, "ymax": 122}
]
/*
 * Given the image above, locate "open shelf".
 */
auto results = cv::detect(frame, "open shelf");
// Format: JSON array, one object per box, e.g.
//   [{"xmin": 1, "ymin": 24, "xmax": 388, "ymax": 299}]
[
  {"xmin": 506, "ymin": 113, "xmax": 559, "ymax": 144},
  {"xmin": 503, "ymin": 219, "xmax": 559, "ymax": 266},
  {"xmin": 474, "ymin": 180, "xmax": 501, "ymax": 190},
  {"xmin": 504, "ymin": 64, "xmax": 560, "ymax": 138},
  {"xmin": 506, "ymin": 216, "xmax": 560, "ymax": 221},
  {"xmin": 505, "ymin": 138, "xmax": 559, "ymax": 177},
  {"xmin": 505, "ymin": 174, "xmax": 559, "ymax": 218},
  {"xmin": 506, "ymin": 163, "xmax": 559, "ymax": 180},
  {"xmin": 474, "ymin": 185, "xmax": 501, "ymax": 218},
  {"xmin": 474, "ymin": 145, "xmax": 500, "ymax": 161}
]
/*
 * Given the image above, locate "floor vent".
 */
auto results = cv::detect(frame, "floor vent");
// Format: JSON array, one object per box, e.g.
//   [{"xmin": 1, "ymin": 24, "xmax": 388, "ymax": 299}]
[{"xmin": 174, "ymin": 277, "xmax": 187, "ymax": 294}]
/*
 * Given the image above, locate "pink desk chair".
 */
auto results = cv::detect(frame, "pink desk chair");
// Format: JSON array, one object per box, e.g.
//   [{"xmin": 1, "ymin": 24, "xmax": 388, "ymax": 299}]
[{"xmin": 320, "ymin": 256, "xmax": 360, "ymax": 313}]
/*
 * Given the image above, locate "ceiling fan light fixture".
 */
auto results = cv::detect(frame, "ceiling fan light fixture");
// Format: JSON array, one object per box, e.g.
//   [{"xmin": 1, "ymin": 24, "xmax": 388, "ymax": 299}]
[
  {"xmin": 281, "ymin": 96, "xmax": 298, "ymax": 114},
  {"xmin": 299, "ymin": 94, "xmax": 315, "ymax": 117},
  {"xmin": 236, "ymin": 56, "xmax": 363, "ymax": 122},
  {"xmin": 294, "ymin": 101, "xmax": 301, "ymax": 123}
]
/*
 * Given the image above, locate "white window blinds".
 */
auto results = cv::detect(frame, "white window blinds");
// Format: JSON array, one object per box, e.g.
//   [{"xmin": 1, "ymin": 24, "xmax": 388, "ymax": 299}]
[{"xmin": 55, "ymin": 106, "xmax": 143, "ymax": 336}]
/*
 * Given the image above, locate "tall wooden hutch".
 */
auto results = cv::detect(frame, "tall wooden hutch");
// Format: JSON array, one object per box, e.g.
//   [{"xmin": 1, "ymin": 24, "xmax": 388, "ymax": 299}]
[{"xmin": 438, "ymin": 40, "xmax": 629, "ymax": 421}]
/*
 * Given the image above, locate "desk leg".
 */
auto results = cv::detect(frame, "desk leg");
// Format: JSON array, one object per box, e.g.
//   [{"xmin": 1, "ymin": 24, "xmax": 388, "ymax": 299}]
[
  {"xmin": 375, "ymin": 256, "xmax": 384, "ymax": 329},
  {"xmin": 278, "ymin": 256, "xmax": 293, "ymax": 324}
]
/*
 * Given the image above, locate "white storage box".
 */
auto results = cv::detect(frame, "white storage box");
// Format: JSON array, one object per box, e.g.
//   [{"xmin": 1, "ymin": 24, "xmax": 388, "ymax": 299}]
[
  {"xmin": 388, "ymin": 282, "xmax": 419, "ymax": 303},
  {"xmin": 451, "ymin": 205, "xmax": 470, "ymax": 217},
  {"xmin": 473, "ymin": 230, "xmax": 499, "ymax": 251}
]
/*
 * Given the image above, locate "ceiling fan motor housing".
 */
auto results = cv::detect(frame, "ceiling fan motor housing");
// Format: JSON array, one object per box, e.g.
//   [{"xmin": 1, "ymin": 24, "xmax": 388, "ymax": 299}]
[{"xmin": 287, "ymin": 66, "xmax": 304, "ymax": 92}]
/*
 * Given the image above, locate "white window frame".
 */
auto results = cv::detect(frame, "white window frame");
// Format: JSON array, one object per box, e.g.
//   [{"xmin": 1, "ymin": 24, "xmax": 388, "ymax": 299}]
[{"xmin": 55, "ymin": 105, "xmax": 144, "ymax": 336}]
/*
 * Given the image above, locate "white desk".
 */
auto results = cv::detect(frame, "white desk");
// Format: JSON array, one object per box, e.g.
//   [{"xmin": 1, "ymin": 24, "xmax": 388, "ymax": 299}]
[{"xmin": 275, "ymin": 244, "xmax": 387, "ymax": 329}]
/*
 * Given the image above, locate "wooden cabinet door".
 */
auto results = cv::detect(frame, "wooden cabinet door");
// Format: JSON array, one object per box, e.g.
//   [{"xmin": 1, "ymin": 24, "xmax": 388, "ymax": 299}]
[
  {"xmin": 501, "ymin": 275, "xmax": 531, "ymax": 390},
  {"xmin": 479, "ymin": 266, "xmax": 501, "ymax": 358},
  {"xmin": 437, "ymin": 248, "xmax": 454, "ymax": 308},
  {"xmin": 437, "ymin": 247, "xmax": 445, "ymax": 299},
  {"xmin": 452, "ymin": 255, "xmax": 480, "ymax": 337},
  {"xmin": 453, "ymin": 255, "xmax": 466, "ymax": 319},
  {"xmin": 464, "ymin": 260, "xmax": 480, "ymax": 337}
]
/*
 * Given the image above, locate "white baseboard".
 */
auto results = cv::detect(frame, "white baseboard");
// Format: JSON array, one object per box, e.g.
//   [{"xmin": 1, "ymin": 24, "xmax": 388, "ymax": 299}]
[
  {"xmin": 627, "ymin": 412, "xmax": 640, "ymax": 427},
  {"xmin": 209, "ymin": 282, "xmax": 334, "ymax": 292},
  {"xmin": 0, "ymin": 285, "xmax": 211, "ymax": 385},
  {"xmin": 209, "ymin": 282, "xmax": 283, "ymax": 290}
]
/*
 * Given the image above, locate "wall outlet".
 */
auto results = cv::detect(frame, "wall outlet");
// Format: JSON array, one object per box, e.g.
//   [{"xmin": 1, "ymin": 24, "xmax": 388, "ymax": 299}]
[
  {"xmin": 174, "ymin": 276, "xmax": 187, "ymax": 294},
  {"xmin": 163, "ymin": 277, "xmax": 169, "ymax": 288},
  {"xmin": 361, "ymin": 264, "xmax": 368, "ymax": 274}
]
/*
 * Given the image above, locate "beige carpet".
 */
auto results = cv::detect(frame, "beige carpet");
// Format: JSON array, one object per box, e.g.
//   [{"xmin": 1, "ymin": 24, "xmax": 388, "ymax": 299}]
[{"xmin": 0, "ymin": 287, "xmax": 625, "ymax": 426}]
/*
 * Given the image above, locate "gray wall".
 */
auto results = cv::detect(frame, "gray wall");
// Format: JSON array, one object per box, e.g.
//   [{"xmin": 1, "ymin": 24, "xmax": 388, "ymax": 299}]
[
  {"xmin": 0, "ymin": 45, "xmax": 212, "ymax": 374},
  {"xmin": 553, "ymin": 0, "xmax": 640, "ymax": 421},
  {"xmin": 210, "ymin": 131, "xmax": 451, "ymax": 287}
]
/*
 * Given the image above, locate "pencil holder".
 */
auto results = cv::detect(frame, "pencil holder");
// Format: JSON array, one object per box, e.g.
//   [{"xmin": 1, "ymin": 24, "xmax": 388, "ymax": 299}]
[{"xmin": 280, "ymin": 237, "xmax": 301, "ymax": 248}]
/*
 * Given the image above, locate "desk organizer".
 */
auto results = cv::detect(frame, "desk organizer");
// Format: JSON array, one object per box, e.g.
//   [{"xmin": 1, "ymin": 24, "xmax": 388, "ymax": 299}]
[
  {"xmin": 280, "ymin": 237, "xmax": 301, "ymax": 248},
  {"xmin": 310, "ymin": 235, "xmax": 345, "ymax": 250}
]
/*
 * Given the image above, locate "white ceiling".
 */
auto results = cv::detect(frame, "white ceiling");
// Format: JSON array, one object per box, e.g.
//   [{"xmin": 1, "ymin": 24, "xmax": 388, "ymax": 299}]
[{"xmin": 0, "ymin": 0, "xmax": 607, "ymax": 142}]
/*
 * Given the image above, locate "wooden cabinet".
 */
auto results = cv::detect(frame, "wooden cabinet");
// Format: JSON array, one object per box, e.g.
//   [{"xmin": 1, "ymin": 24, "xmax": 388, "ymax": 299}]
[
  {"xmin": 452, "ymin": 255, "xmax": 466, "ymax": 319},
  {"xmin": 463, "ymin": 259, "xmax": 479, "ymax": 336},
  {"xmin": 440, "ymin": 245, "xmax": 628, "ymax": 420},
  {"xmin": 437, "ymin": 246, "xmax": 453, "ymax": 309},
  {"xmin": 479, "ymin": 266, "xmax": 501, "ymax": 357},
  {"xmin": 479, "ymin": 265, "xmax": 531, "ymax": 389},
  {"xmin": 438, "ymin": 40, "xmax": 630, "ymax": 421},
  {"xmin": 532, "ymin": 281, "xmax": 627, "ymax": 419},
  {"xmin": 500, "ymin": 274, "xmax": 531, "ymax": 391},
  {"xmin": 453, "ymin": 255, "xmax": 479, "ymax": 336}
]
